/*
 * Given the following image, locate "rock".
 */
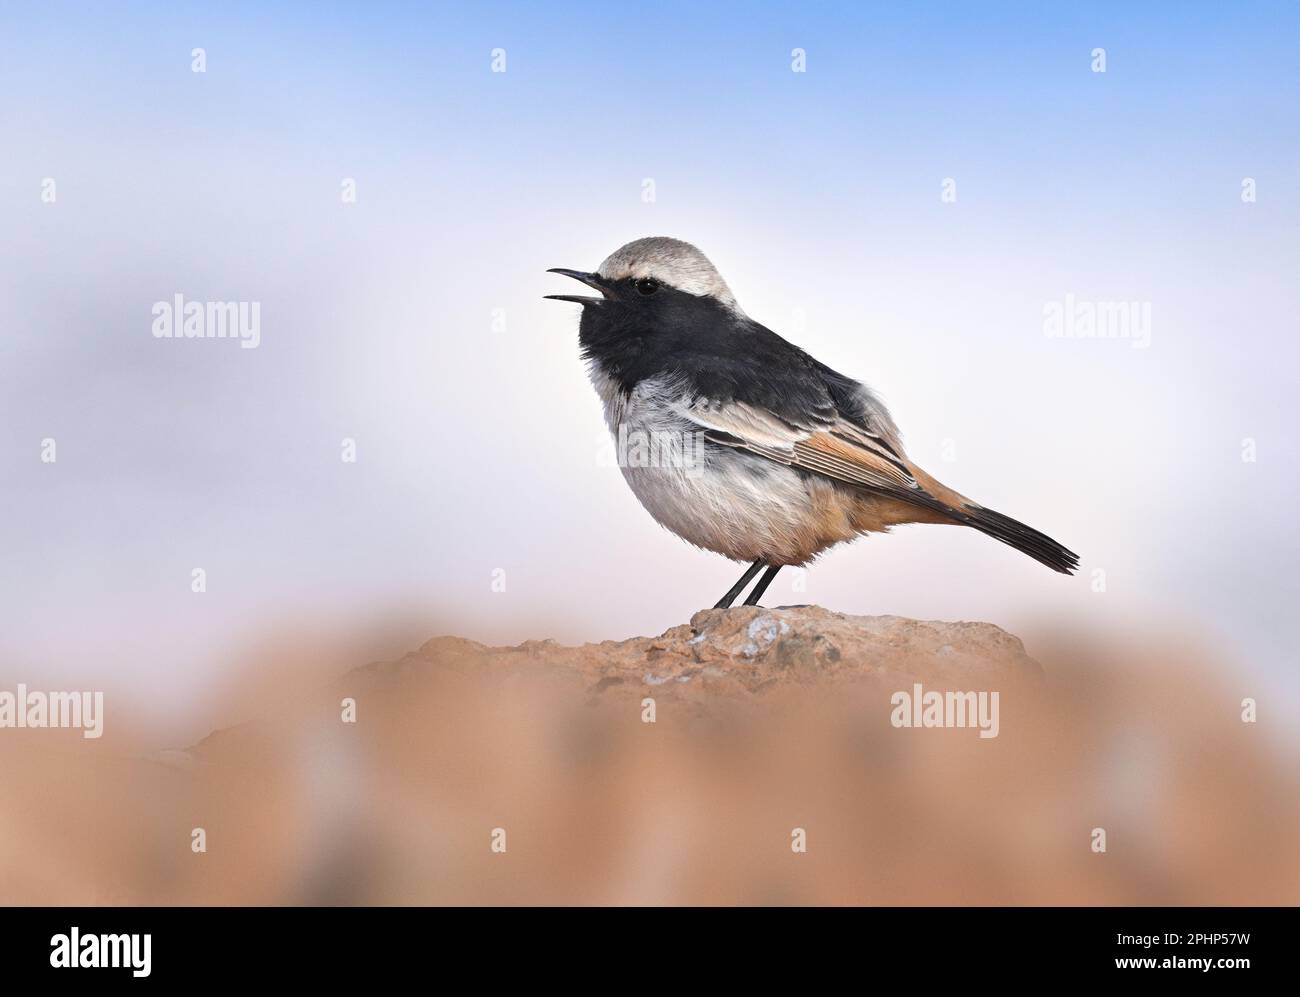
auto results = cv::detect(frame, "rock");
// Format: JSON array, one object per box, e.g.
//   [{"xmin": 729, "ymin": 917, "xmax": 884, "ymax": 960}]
[
  {"xmin": 407, "ymin": 605, "xmax": 1040, "ymax": 707},
  {"xmin": 3, "ymin": 607, "xmax": 1296, "ymax": 906}
]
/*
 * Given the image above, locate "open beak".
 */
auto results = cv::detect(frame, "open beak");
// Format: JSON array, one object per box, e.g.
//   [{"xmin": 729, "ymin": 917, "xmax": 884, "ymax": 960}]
[{"xmin": 544, "ymin": 268, "xmax": 610, "ymax": 304}]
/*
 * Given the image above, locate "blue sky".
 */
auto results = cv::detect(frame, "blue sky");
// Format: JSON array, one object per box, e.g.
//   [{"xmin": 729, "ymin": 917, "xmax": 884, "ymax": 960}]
[{"xmin": 1, "ymin": 2, "xmax": 1297, "ymax": 727}]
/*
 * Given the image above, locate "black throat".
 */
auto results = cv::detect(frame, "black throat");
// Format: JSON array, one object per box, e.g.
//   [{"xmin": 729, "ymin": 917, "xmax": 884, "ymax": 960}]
[{"xmin": 577, "ymin": 284, "xmax": 743, "ymax": 395}]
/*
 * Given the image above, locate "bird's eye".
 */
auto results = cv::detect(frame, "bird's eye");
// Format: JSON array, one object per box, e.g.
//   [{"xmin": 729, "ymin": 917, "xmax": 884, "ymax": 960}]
[{"xmin": 635, "ymin": 277, "xmax": 660, "ymax": 296}]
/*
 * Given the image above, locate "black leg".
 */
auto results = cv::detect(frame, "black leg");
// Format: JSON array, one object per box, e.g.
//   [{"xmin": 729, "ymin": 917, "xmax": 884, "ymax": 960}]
[
  {"xmin": 714, "ymin": 559, "xmax": 764, "ymax": 609},
  {"xmin": 742, "ymin": 564, "xmax": 782, "ymax": 606}
]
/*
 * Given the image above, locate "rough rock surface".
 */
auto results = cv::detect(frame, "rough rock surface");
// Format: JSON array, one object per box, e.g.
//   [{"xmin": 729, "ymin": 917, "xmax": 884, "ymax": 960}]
[
  {"xmin": 399, "ymin": 605, "xmax": 1040, "ymax": 705},
  {"xmin": 5, "ymin": 607, "xmax": 1295, "ymax": 906}
]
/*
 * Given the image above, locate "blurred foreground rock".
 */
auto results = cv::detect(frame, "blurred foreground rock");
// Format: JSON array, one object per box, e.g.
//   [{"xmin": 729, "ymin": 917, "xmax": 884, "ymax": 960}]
[
  {"xmin": 2, "ymin": 606, "xmax": 1297, "ymax": 905},
  {"xmin": 393, "ymin": 605, "xmax": 1040, "ymax": 706}
]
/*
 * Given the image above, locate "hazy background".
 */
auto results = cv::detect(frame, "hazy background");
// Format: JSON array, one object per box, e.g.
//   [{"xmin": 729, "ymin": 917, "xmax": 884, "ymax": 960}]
[{"xmin": 1, "ymin": 1, "xmax": 1297, "ymax": 741}]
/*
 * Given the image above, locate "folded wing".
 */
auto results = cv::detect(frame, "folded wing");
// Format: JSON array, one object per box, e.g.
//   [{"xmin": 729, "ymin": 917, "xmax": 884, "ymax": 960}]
[{"xmin": 674, "ymin": 394, "xmax": 923, "ymax": 494}]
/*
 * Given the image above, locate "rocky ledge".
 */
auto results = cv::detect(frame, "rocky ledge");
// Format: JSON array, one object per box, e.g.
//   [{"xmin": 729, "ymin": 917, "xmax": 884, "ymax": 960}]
[
  {"xmin": 5, "ymin": 607, "xmax": 1293, "ymax": 906},
  {"xmin": 393, "ymin": 605, "xmax": 1040, "ymax": 707}
]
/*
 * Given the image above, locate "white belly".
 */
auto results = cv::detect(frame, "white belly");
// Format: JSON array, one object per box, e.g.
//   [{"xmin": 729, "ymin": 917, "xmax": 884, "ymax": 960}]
[{"xmin": 593, "ymin": 373, "xmax": 856, "ymax": 564}]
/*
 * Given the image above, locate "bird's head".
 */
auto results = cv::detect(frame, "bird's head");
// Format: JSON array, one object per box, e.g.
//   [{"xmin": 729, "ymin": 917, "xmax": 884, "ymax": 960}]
[{"xmin": 545, "ymin": 237, "xmax": 740, "ymax": 314}]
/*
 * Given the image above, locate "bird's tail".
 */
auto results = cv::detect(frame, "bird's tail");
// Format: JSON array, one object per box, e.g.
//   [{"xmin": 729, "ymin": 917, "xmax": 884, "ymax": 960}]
[{"xmin": 958, "ymin": 504, "xmax": 1079, "ymax": 575}]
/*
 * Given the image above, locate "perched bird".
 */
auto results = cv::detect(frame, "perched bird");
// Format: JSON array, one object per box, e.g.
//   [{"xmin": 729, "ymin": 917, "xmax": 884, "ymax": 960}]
[{"xmin": 546, "ymin": 237, "xmax": 1078, "ymax": 608}]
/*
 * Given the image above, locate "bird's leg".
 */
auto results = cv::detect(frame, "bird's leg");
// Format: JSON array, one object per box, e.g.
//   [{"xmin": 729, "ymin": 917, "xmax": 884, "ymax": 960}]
[
  {"xmin": 742, "ymin": 564, "xmax": 783, "ymax": 607},
  {"xmin": 714, "ymin": 559, "xmax": 765, "ymax": 609}
]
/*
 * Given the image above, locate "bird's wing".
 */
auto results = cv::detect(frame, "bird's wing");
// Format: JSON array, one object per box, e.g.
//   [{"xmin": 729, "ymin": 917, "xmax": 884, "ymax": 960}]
[
  {"xmin": 674, "ymin": 394, "xmax": 920, "ymax": 492},
  {"xmin": 661, "ymin": 314, "xmax": 923, "ymax": 494}
]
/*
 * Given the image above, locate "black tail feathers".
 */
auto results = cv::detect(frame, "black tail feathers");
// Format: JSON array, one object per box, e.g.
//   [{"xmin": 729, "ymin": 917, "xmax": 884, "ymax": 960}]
[{"xmin": 960, "ymin": 504, "xmax": 1079, "ymax": 575}]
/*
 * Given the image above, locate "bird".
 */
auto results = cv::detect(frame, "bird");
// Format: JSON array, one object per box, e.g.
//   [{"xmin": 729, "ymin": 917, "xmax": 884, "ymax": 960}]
[{"xmin": 546, "ymin": 237, "xmax": 1078, "ymax": 609}]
